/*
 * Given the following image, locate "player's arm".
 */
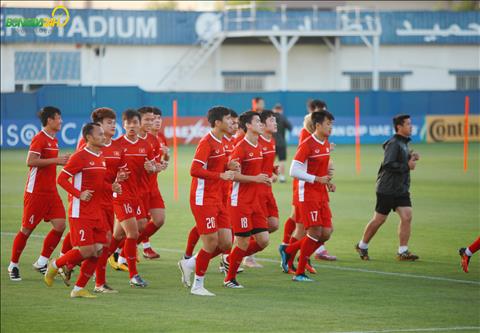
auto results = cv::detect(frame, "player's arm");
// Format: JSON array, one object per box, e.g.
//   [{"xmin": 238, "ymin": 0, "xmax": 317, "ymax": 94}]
[
  {"xmin": 190, "ymin": 142, "xmax": 233, "ymax": 180},
  {"xmin": 290, "ymin": 144, "xmax": 330, "ymax": 184},
  {"xmin": 27, "ymin": 152, "xmax": 69, "ymax": 167}
]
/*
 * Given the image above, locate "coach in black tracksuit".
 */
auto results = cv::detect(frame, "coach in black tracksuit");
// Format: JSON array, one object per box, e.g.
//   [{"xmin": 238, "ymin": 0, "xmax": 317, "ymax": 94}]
[{"xmin": 355, "ymin": 114, "xmax": 420, "ymax": 262}]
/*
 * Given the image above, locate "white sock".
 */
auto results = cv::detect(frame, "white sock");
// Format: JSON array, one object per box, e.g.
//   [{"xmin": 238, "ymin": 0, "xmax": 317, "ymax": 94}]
[
  {"xmin": 358, "ymin": 240, "xmax": 369, "ymax": 249},
  {"xmin": 36, "ymin": 255, "xmax": 49, "ymax": 267},
  {"xmin": 465, "ymin": 248, "xmax": 473, "ymax": 256},
  {"xmin": 142, "ymin": 242, "xmax": 151, "ymax": 249},
  {"xmin": 73, "ymin": 285, "xmax": 83, "ymax": 292},
  {"xmin": 118, "ymin": 256, "xmax": 127, "ymax": 265},
  {"xmin": 398, "ymin": 246, "xmax": 408, "ymax": 254},
  {"xmin": 186, "ymin": 256, "xmax": 196, "ymax": 270},
  {"xmin": 52, "ymin": 260, "xmax": 58, "ymax": 269},
  {"xmin": 315, "ymin": 245, "xmax": 326, "ymax": 254},
  {"xmin": 192, "ymin": 275, "xmax": 204, "ymax": 289},
  {"xmin": 8, "ymin": 262, "xmax": 18, "ymax": 271}
]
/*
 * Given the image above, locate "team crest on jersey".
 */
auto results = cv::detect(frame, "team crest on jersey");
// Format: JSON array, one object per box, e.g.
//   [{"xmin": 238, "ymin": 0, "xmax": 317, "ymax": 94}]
[
  {"xmin": 102, "ymin": 161, "xmax": 106, "ymax": 166},
  {"xmin": 48, "ymin": 143, "xmax": 51, "ymax": 147},
  {"xmin": 139, "ymin": 148, "xmax": 146, "ymax": 153},
  {"xmin": 215, "ymin": 149, "xmax": 219, "ymax": 154},
  {"xmin": 89, "ymin": 161, "xmax": 95, "ymax": 166},
  {"xmin": 113, "ymin": 151, "xmax": 120, "ymax": 157},
  {"xmin": 263, "ymin": 147, "xmax": 267, "ymax": 151},
  {"xmin": 326, "ymin": 148, "xmax": 330, "ymax": 152},
  {"xmin": 315, "ymin": 149, "xmax": 320, "ymax": 153},
  {"xmin": 249, "ymin": 152, "xmax": 253, "ymax": 157}
]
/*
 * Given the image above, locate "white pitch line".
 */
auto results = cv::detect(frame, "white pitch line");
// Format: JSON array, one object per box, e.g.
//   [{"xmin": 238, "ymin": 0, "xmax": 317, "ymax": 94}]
[
  {"xmin": 332, "ymin": 327, "xmax": 480, "ymax": 333},
  {"xmin": 1, "ymin": 232, "xmax": 479, "ymax": 286}
]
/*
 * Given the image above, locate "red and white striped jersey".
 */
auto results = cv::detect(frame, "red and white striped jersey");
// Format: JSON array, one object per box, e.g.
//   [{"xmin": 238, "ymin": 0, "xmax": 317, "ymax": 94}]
[
  {"xmin": 61, "ymin": 147, "xmax": 107, "ymax": 219},
  {"xmin": 229, "ymin": 137, "xmax": 263, "ymax": 207},
  {"xmin": 25, "ymin": 130, "xmax": 60, "ymax": 195},
  {"xmin": 190, "ymin": 131, "xmax": 227, "ymax": 206},
  {"xmin": 292, "ymin": 135, "xmax": 331, "ymax": 203}
]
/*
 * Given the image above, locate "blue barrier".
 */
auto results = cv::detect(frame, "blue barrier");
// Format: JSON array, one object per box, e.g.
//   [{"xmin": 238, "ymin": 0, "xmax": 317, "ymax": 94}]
[{"xmin": 1, "ymin": 87, "xmax": 478, "ymax": 148}]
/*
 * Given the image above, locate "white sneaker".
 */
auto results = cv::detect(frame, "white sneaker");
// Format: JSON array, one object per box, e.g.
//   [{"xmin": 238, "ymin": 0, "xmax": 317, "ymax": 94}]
[
  {"xmin": 243, "ymin": 255, "xmax": 263, "ymax": 268},
  {"xmin": 190, "ymin": 286, "xmax": 215, "ymax": 296},
  {"xmin": 178, "ymin": 258, "xmax": 194, "ymax": 288}
]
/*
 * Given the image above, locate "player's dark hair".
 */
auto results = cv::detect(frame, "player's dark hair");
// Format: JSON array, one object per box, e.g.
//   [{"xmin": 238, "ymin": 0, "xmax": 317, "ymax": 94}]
[
  {"xmin": 82, "ymin": 122, "xmax": 101, "ymax": 141},
  {"xmin": 152, "ymin": 106, "xmax": 162, "ymax": 117},
  {"xmin": 260, "ymin": 110, "xmax": 275, "ymax": 123},
  {"xmin": 91, "ymin": 107, "xmax": 116, "ymax": 123},
  {"xmin": 137, "ymin": 106, "xmax": 155, "ymax": 119},
  {"xmin": 309, "ymin": 99, "xmax": 328, "ymax": 112},
  {"xmin": 37, "ymin": 106, "xmax": 61, "ymax": 127},
  {"xmin": 254, "ymin": 96, "xmax": 263, "ymax": 103},
  {"xmin": 122, "ymin": 109, "xmax": 141, "ymax": 122},
  {"xmin": 229, "ymin": 109, "xmax": 238, "ymax": 118},
  {"xmin": 311, "ymin": 110, "xmax": 335, "ymax": 127},
  {"xmin": 207, "ymin": 106, "xmax": 230, "ymax": 127},
  {"xmin": 239, "ymin": 111, "xmax": 260, "ymax": 132},
  {"xmin": 393, "ymin": 114, "xmax": 411, "ymax": 133}
]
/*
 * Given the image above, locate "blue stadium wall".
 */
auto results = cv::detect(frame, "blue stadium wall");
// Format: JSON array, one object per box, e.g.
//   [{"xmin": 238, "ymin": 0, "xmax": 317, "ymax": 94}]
[{"xmin": 1, "ymin": 87, "xmax": 478, "ymax": 148}]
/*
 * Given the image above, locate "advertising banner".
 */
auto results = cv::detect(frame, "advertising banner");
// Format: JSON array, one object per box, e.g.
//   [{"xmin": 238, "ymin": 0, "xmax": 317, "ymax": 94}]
[{"xmin": 426, "ymin": 115, "xmax": 480, "ymax": 143}]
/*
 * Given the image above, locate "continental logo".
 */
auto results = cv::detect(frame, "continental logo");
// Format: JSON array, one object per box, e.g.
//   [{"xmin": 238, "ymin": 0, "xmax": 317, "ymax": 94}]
[{"xmin": 426, "ymin": 115, "xmax": 480, "ymax": 143}]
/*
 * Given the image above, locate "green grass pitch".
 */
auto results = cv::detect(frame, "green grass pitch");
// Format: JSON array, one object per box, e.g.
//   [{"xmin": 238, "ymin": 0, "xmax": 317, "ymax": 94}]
[{"xmin": 1, "ymin": 143, "xmax": 479, "ymax": 333}]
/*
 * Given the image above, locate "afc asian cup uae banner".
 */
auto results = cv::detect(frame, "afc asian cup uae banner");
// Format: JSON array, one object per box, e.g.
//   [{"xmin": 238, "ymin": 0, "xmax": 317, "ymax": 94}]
[{"xmin": 0, "ymin": 116, "xmax": 428, "ymax": 149}]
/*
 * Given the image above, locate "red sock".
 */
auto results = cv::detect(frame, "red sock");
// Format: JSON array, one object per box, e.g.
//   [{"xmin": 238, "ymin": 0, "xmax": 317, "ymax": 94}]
[
  {"xmin": 296, "ymin": 235, "xmax": 321, "ymax": 275},
  {"xmin": 41, "ymin": 229, "xmax": 63, "ymax": 258},
  {"xmin": 286, "ymin": 237, "xmax": 303, "ymax": 267},
  {"xmin": 225, "ymin": 246, "xmax": 246, "ymax": 282},
  {"xmin": 124, "ymin": 238, "xmax": 138, "ymax": 278},
  {"xmin": 468, "ymin": 237, "xmax": 480, "ymax": 254},
  {"xmin": 56, "ymin": 249, "xmax": 84, "ymax": 268},
  {"xmin": 137, "ymin": 221, "xmax": 159, "ymax": 244},
  {"xmin": 195, "ymin": 249, "xmax": 212, "ymax": 277},
  {"xmin": 282, "ymin": 218, "xmax": 296, "ymax": 244},
  {"xmin": 95, "ymin": 247, "xmax": 110, "ymax": 287},
  {"xmin": 60, "ymin": 231, "xmax": 72, "ymax": 255},
  {"xmin": 10, "ymin": 231, "xmax": 29, "ymax": 264},
  {"xmin": 75, "ymin": 256, "xmax": 98, "ymax": 288},
  {"xmin": 245, "ymin": 239, "xmax": 263, "ymax": 257},
  {"xmin": 108, "ymin": 237, "xmax": 122, "ymax": 255},
  {"xmin": 185, "ymin": 226, "xmax": 200, "ymax": 257}
]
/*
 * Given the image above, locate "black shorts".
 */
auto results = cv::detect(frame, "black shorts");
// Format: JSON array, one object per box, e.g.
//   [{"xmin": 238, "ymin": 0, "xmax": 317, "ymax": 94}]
[
  {"xmin": 276, "ymin": 145, "xmax": 287, "ymax": 161},
  {"xmin": 375, "ymin": 192, "xmax": 411, "ymax": 215}
]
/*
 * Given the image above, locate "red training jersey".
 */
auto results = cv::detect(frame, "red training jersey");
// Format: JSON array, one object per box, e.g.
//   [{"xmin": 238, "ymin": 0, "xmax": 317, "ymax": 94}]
[
  {"xmin": 292, "ymin": 135, "xmax": 331, "ymax": 203},
  {"xmin": 114, "ymin": 135, "xmax": 155, "ymax": 200},
  {"xmin": 59, "ymin": 147, "xmax": 107, "ymax": 219},
  {"xmin": 258, "ymin": 134, "xmax": 276, "ymax": 177},
  {"xmin": 25, "ymin": 130, "xmax": 60, "ymax": 195},
  {"xmin": 229, "ymin": 137, "xmax": 263, "ymax": 207},
  {"xmin": 190, "ymin": 131, "xmax": 227, "ymax": 206},
  {"xmin": 157, "ymin": 132, "xmax": 168, "ymax": 160},
  {"xmin": 138, "ymin": 132, "xmax": 160, "ymax": 191}
]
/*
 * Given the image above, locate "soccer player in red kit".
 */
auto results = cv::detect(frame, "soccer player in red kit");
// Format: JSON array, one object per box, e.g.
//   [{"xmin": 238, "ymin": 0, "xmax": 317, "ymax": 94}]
[
  {"xmin": 223, "ymin": 111, "xmax": 271, "ymax": 288},
  {"xmin": 8, "ymin": 106, "xmax": 69, "ymax": 281},
  {"xmin": 182, "ymin": 109, "xmax": 243, "ymax": 275},
  {"xmin": 111, "ymin": 110, "xmax": 156, "ymax": 287},
  {"xmin": 136, "ymin": 106, "xmax": 167, "ymax": 260},
  {"xmin": 281, "ymin": 100, "xmax": 336, "ymax": 271},
  {"xmin": 459, "ymin": 237, "xmax": 480, "ymax": 273},
  {"xmin": 280, "ymin": 110, "xmax": 336, "ymax": 282},
  {"xmin": 178, "ymin": 106, "xmax": 236, "ymax": 296},
  {"xmin": 45, "ymin": 123, "xmax": 121, "ymax": 298}
]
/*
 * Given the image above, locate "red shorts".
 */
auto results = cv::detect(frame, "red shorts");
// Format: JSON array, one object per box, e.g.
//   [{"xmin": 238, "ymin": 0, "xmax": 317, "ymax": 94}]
[
  {"xmin": 190, "ymin": 203, "xmax": 223, "ymax": 235},
  {"xmin": 113, "ymin": 198, "xmax": 143, "ymax": 222},
  {"xmin": 149, "ymin": 187, "xmax": 165, "ymax": 209},
  {"xmin": 22, "ymin": 192, "xmax": 66, "ymax": 230},
  {"xmin": 100, "ymin": 206, "xmax": 115, "ymax": 232},
  {"xmin": 229, "ymin": 202, "xmax": 267, "ymax": 236},
  {"xmin": 69, "ymin": 218, "xmax": 107, "ymax": 247},
  {"xmin": 298, "ymin": 201, "xmax": 332, "ymax": 229},
  {"xmin": 259, "ymin": 189, "xmax": 279, "ymax": 218},
  {"xmin": 139, "ymin": 192, "xmax": 150, "ymax": 219},
  {"xmin": 217, "ymin": 205, "xmax": 231, "ymax": 230}
]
